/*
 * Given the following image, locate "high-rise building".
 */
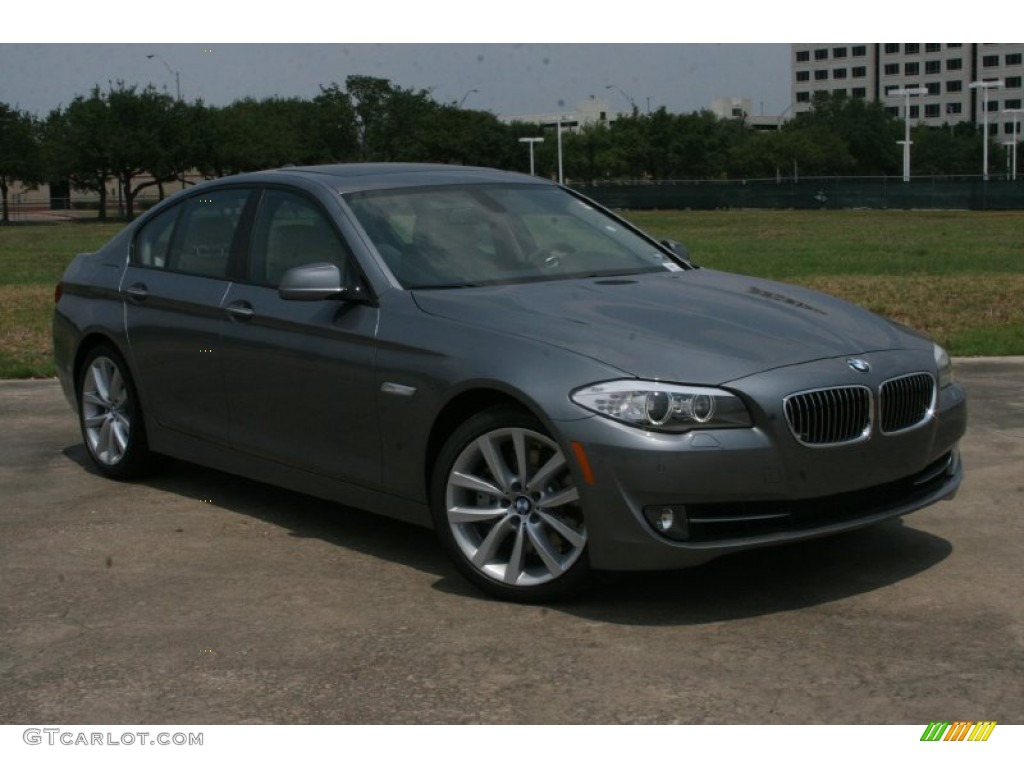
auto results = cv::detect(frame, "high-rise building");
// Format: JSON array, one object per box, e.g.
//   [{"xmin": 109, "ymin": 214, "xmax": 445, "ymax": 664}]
[{"xmin": 791, "ymin": 44, "xmax": 1024, "ymax": 138}]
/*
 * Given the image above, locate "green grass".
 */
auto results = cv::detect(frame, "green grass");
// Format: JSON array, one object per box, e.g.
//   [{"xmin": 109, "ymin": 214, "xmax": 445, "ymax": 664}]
[
  {"xmin": 621, "ymin": 209, "xmax": 1024, "ymax": 357},
  {"xmin": 0, "ymin": 221, "xmax": 126, "ymax": 378},
  {"xmin": 1, "ymin": 211, "xmax": 1022, "ymax": 378}
]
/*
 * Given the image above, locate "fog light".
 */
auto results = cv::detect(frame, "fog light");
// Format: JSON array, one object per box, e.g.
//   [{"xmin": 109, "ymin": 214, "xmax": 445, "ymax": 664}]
[{"xmin": 643, "ymin": 505, "xmax": 690, "ymax": 541}]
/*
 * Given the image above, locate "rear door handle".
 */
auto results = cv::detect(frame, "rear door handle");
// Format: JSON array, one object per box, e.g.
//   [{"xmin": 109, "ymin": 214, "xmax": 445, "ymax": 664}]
[
  {"xmin": 225, "ymin": 301, "xmax": 255, "ymax": 322},
  {"xmin": 124, "ymin": 283, "xmax": 148, "ymax": 302}
]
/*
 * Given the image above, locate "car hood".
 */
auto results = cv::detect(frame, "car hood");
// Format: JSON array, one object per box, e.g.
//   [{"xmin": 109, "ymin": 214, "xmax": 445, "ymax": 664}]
[{"xmin": 411, "ymin": 269, "xmax": 930, "ymax": 384}]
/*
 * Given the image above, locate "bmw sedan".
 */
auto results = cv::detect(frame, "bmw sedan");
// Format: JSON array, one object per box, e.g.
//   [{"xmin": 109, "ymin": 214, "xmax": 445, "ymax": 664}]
[{"xmin": 53, "ymin": 163, "xmax": 967, "ymax": 601}]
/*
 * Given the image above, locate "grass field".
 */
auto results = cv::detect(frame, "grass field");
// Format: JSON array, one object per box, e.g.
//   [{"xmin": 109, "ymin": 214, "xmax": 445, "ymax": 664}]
[{"xmin": 0, "ymin": 210, "xmax": 1021, "ymax": 378}]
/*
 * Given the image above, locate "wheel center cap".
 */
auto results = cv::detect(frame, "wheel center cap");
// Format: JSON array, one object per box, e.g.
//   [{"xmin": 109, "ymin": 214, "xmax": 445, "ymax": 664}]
[{"xmin": 513, "ymin": 496, "xmax": 532, "ymax": 515}]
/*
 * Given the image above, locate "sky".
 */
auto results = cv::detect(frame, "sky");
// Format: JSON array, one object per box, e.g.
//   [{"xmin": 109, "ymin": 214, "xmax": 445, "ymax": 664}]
[
  {"xmin": 2, "ymin": 4, "xmax": 1013, "ymax": 120},
  {"xmin": 0, "ymin": 43, "xmax": 792, "ymax": 120}
]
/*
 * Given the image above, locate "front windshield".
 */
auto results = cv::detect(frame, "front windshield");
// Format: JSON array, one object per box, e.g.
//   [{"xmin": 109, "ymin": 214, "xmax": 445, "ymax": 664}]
[{"xmin": 344, "ymin": 183, "xmax": 684, "ymax": 288}]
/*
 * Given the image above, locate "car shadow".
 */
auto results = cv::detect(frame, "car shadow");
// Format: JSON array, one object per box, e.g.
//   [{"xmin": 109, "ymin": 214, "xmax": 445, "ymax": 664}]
[{"xmin": 62, "ymin": 444, "xmax": 953, "ymax": 625}]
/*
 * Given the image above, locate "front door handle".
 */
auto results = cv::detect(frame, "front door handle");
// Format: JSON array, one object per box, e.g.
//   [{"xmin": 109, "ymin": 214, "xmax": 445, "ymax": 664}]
[{"xmin": 225, "ymin": 301, "xmax": 255, "ymax": 322}]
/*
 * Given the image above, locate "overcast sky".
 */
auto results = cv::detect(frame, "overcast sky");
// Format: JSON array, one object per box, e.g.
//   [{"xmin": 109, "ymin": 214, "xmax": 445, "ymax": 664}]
[
  {"xmin": 2, "ymin": 5, "xmax": 1010, "ymax": 120},
  {"xmin": 0, "ymin": 43, "xmax": 792, "ymax": 119}
]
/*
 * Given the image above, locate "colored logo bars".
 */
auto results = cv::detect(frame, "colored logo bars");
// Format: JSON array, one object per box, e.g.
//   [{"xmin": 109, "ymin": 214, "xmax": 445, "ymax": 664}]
[{"xmin": 920, "ymin": 721, "xmax": 997, "ymax": 741}]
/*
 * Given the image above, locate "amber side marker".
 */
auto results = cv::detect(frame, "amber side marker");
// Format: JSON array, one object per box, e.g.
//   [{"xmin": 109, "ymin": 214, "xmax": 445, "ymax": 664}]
[{"xmin": 570, "ymin": 441, "xmax": 595, "ymax": 485}]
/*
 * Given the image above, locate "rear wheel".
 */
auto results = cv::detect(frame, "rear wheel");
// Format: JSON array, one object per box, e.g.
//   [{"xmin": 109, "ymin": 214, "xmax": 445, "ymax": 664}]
[
  {"xmin": 77, "ymin": 344, "xmax": 152, "ymax": 479},
  {"xmin": 431, "ymin": 406, "xmax": 590, "ymax": 602}
]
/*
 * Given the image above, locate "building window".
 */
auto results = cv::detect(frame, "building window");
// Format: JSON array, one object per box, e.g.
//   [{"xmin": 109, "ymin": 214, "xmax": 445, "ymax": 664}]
[
  {"xmin": 925, "ymin": 44, "xmax": 942, "ymax": 53},
  {"xmin": 905, "ymin": 62, "xmax": 920, "ymax": 75},
  {"xmin": 1005, "ymin": 98, "xmax": 1022, "ymax": 109},
  {"xmin": 983, "ymin": 55, "xmax": 1000, "ymax": 67},
  {"xmin": 1007, "ymin": 123, "xmax": 1018, "ymax": 135},
  {"xmin": 925, "ymin": 104, "xmax": 940, "ymax": 118},
  {"xmin": 852, "ymin": 45, "xmax": 867, "ymax": 57},
  {"xmin": 946, "ymin": 80, "xmax": 963, "ymax": 93},
  {"xmin": 833, "ymin": 68, "xmax": 847, "ymax": 79},
  {"xmin": 833, "ymin": 47, "xmax": 847, "ymax": 59},
  {"xmin": 1006, "ymin": 53, "xmax": 1023, "ymax": 66},
  {"xmin": 814, "ymin": 48, "xmax": 829, "ymax": 60},
  {"xmin": 905, "ymin": 44, "xmax": 920, "ymax": 55},
  {"xmin": 885, "ymin": 63, "xmax": 899, "ymax": 75},
  {"xmin": 796, "ymin": 91, "xmax": 810, "ymax": 103},
  {"xmin": 852, "ymin": 66, "xmax": 867, "ymax": 78},
  {"xmin": 852, "ymin": 87, "xmax": 867, "ymax": 98},
  {"xmin": 813, "ymin": 90, "xmax": 828, "ymax": 99},
  {"xmin": 833, "ymin": 88, "xmax": 847, "ymax": 97},
  {"xmin": 814, "ymin": 70, "xmax": 829, "ymax": 80},
  {"xmin": 946, "ymin": 103, "xmax": 962, "ymax": 115},
  {"xmin": 909, "ymin": 105, "xmax": 920, "ymax": 119},
  {"xmin": 884, "ymin": 106, "xmax": 899, "ymax": 117},
  {"xmin": 884, "ymin": 44, "xmax": 900, "ymax": 54},
  {"xmin": 927, "ymin": 82, "xmax": 941, "ymax": 95},
  {"xmin": 1006, "ymin": 76, "xmax": 1023, "ymax": 88},
  {"xmin": 947, "ymin": 44, "xmax": 962, "ymax": 48},
  {"xmin": 987, "ymin": 99, "xmax": 1000, "ymax": 112},
  {"xmin": 988, "ymin": 124, "xmax": 998, "ymax": 136},
  {"xmin": 946, "ymin": 58, "xmax": 962, "ymax": 71},
  {"xmin": 796, "ymin": 70, "xmax": 810, "ymax": 82},
  {"xmin": 796, "ymin": 50, "xmax": 810, "ymax": 62},
  {"xmin": 925, "ymin": 60, "xmax": 941, "ymax": 74}
]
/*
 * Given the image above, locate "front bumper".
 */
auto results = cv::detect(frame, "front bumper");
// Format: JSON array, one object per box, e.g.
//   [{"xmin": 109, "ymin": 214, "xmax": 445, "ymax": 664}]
[{"xmin": 556, "ymin": 354, "xmax": 967, "ymax": 571}]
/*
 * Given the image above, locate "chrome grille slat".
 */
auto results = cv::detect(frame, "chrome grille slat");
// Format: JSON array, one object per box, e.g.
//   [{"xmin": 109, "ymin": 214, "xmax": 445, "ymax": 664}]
[
  {"xmin": 784, "ymin": 385, "xmax": 872, "ymax": 446},
  {"xmin": 880, "ymin": 372, "xmax": 935, "ymax": 434}
]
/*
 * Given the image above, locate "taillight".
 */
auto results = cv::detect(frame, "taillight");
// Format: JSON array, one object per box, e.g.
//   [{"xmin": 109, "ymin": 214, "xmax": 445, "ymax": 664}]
[{"xmin": 55, "ymin": 282, "xmax": 63, "ymax": 303}]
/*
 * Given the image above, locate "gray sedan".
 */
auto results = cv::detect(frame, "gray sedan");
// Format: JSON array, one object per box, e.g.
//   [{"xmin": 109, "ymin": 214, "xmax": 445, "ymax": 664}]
[{"xmin": 53, "ymin": 164, "xmax": 967, "ymax": 601}]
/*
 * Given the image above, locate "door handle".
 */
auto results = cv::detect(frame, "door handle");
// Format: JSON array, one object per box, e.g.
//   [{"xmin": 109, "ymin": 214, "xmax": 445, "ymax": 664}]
[
  {"xmin": 124, "ymin": 283, "xmax": 148, "ymax": 302},
  {"xmin": 225, "ymin": 301, "xmax": 255, "ymax": 321}
]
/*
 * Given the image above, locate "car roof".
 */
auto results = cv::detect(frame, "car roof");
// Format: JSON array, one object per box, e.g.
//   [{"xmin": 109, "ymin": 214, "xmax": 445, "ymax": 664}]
[{"xmin": 231, "ymin": 163, "xmax": 553, "ymax": 195}]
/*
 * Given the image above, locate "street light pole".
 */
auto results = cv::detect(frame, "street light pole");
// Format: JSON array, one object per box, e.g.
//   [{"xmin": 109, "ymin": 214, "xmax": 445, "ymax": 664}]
[
  {"xmin": 458, "ymin": 88, "xmax": 479, "ymax": 108},
  {"xmin": 604, "ymin": 85, "xmax": 637, "ymax": 114},
  {"xmin": 146, "ymin": 53, "xmax": 181, "ymax": 100},
  {"xmin": 887, "ymin": 87, "xmax": 928, "ymax": 182},
  {"xmin": 1004, "ymin": 109, "xmax": 1022, "ymax": 181},
  {"xmin": 518, "ymin": 137, "xmax": 544, "ymax": 176},
  {"xmin": 556, "ymin": 117, "xmax": 564, "ymax": 185},
  {"xmin": 970, "ymin": 79, "xmax": 1005, "ymax": 180}
]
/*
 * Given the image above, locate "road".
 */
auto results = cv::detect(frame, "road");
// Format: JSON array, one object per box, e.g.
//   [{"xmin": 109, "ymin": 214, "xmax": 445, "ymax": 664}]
[{"xmin": 1, "ymin": 360, "xmax": 1021, "ymax": 724}]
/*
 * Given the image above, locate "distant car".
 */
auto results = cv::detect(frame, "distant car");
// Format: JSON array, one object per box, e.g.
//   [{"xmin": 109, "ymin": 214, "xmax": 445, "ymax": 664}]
[{"xmin": 53, "ymin": 163, "xmax": 967, "ymax": 601}]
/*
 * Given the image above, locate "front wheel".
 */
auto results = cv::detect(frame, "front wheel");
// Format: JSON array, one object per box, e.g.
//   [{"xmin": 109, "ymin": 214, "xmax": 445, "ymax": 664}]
[
  {"xmin": 77, "ymin": 344, "xmax": 152, "ymax": 479},
  {"xmin": 430, "ymin": 407, "xmax": 590, "ymax": 602}
]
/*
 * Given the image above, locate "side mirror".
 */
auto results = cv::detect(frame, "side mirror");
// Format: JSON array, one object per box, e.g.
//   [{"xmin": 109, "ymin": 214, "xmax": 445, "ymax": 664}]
[
  {"xmin": 278, "ymin": 262, "xmax": 369, "ymax": 302},
  {"xmin": 660, "ymin": 239, "xmax": 698, "ymax": 268}
]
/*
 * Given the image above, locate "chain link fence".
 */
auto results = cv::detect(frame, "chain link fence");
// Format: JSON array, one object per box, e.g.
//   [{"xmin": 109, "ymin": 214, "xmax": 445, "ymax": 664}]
[{"xmin": 575, "ymin": 176, "xmax": 1024, "ymax": 211}]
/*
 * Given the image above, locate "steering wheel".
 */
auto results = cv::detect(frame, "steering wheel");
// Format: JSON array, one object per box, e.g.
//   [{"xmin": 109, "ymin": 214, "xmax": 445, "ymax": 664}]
[{"xmin": 526, "ymin": 241, "xmax": 577, "ymax": 270}]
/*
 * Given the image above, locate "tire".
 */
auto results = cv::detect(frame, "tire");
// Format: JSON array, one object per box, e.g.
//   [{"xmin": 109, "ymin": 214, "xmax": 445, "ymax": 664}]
[
  {"xmin": 77, "ymin": 344, "xmax": 152, "ymax": 479},
  {"xmin": 430, "ymin": 406, "xmax": 590, "ymax": 602}
]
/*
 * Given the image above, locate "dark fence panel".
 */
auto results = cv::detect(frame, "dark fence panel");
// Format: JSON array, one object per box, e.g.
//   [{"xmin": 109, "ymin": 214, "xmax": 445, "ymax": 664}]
[{"xmin": 574, "ymin": 177, "xmax": 1024, "ymax": 211}]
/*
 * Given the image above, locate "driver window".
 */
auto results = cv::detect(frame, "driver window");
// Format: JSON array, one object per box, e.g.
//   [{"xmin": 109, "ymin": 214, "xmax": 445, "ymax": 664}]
[{"xmin": 249, "ymin": 189, "xmax": 351, "ymax": 286}]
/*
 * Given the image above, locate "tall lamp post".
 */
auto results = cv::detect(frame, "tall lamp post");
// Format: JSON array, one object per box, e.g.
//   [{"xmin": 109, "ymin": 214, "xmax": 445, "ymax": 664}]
[
  {"xmin": 458, "ymin": 88, "xmax": 479, "ymax": 108},
  {"xmin": 1004, "ymin": 109, "xmax": 1022, "ymax": 181},
  {"xmin": 969, "ymin": 79, "xmax": 1004, "ymax": 180},
  {"xmin": 604, "ymin": 84, "xmax": 637, "ymax": 115},
  {"xmin": 518, "ymin": 137, "xmax": 544, "ymax": 176},
  {"xmin": 146, "ymin": 53, "xmax": 181, "ymax": 101},
  {"xmin": 887, "ymin": 86, "xmax": 928, "ymax": 182}
]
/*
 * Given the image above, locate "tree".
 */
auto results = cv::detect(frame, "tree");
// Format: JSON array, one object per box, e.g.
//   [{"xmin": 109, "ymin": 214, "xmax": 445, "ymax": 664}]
[
  {"xmin": 44, "ymin": 88, "xmax": 115, "ymax": 220},
  {"xmin": 106, "ymin": 83, "xmax": 185, "ymax": 219},
  {"xmin": 785, "ymin": 93, "xmax": 901, "ymax": 175},
  {"xmin": 0, "ymin": 104, "xmax": 42, "ymax": 223}
]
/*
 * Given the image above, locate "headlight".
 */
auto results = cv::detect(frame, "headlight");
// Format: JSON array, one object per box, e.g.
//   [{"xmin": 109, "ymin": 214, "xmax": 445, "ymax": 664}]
[
  {"xmin": 934, "ymin": 343, "xmax": 954, "ymax": 389},
  {"xmin": 571, "ymin": 380, "xmax": 752, "ymax": 433}
]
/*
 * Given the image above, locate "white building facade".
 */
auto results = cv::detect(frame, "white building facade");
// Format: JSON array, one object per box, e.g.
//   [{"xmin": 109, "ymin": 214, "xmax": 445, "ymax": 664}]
[{"xmin": 792, "ymin": 43, "xmax": 1023, "ymax": 138}]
